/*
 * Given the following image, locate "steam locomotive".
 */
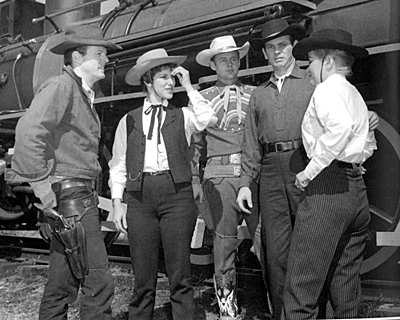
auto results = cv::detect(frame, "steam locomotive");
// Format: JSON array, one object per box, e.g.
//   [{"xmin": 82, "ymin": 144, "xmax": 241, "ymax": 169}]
[{"xmin": 0, "ymin": 0, "xmax": 399, "ymax": 282}]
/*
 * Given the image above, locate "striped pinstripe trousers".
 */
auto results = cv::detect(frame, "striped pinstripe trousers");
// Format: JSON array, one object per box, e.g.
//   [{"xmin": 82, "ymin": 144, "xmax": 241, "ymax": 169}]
[{"xmin": 282, "ymin": 161, "xmax": 370, "ymax": 319}]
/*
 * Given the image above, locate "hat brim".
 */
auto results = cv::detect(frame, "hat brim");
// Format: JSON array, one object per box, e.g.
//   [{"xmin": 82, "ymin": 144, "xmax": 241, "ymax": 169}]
[
  {"xmin": 292, "ymin": 37, "xmax": 369, "ymax": 61},
  {"xmin": 251, "ymin": 24, "xmax": 306, "ymax": 52},
  {"xmin": 50, "ymin": 38, "xmax": 122, "ymax": 55},
  {"xmin": 125, "ymin": 56, "xmax": 187, "ymax": 86},
  {"xmin": 196, "ymin": 42, "xmax": 250, "ymax": 67}
]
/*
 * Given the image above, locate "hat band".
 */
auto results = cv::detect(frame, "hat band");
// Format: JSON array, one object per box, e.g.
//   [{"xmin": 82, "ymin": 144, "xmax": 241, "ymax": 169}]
[
  {"xmin": 265, "ymin": 30, "xmax": 281, "ymax": 39},
  {"xmin": 215, "ymin": 45, "xmax": 239, "ymax": 51}
]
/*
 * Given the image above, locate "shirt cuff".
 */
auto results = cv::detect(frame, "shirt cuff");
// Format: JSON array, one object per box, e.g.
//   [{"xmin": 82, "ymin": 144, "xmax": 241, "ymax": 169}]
[
  {"xmin": 304, "ymin": 159, "xmax": 322, "ymax": 180},
  {"xmin": 238, "ymin": 175, "xmax": 253, "ymax": 189},
  {"xmin": 30, "ymin": 178, "xmax": 52, "ymax": 198},
  {"xmin": 187, "ymin": 90, "xmax": 207, "ymax": 105},
  {"xmin": 111, "ymin": 184, "xmax": 125, "ymax": 200}
]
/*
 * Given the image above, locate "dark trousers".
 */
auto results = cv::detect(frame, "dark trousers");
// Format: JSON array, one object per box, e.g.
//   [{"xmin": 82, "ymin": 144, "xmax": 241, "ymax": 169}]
[
  {"xmin": 39, "ymin": 187, "xmax": 114, "ymax": 320},
  {"xmin": 259, "ymin": 150, "xmax": 302, "ymax": 320},
  {"xmin": 126, "ymin": 172, "xmax": 197, "ymax": 320},
  {"xmin": 282, "ymin": 162, "xmax": 370, "ymax": 320},
  {"xmin": 204, "ymin": 176, "xmax": 259, "ymax": 276}
]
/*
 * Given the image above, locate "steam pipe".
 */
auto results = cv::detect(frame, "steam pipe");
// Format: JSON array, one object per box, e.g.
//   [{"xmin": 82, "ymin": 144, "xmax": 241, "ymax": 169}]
[
  {"xmin": 99, "ymin": 8, "xmax": 120, "ymax": 31},
  {"xmin": 45, "ymin": 16, "xmax": 62, "ymax": 33},
  {"xmin": 110, "ymin": 58, "xmax": 120, "ymax": 97},
  {"xmin": 12, "ymin": 53, "xmax": 25, "ymax": 110},
  {"xmin": 124, "ymin": 0, "xmax": 158, "ymax": 35},
  {"xmin": 108, "ymin": 7, "xmax": 292, "ymax": 60},
  {"xmin": 101, "ymin": 1, "xmax": 132, "ymax": 35}
]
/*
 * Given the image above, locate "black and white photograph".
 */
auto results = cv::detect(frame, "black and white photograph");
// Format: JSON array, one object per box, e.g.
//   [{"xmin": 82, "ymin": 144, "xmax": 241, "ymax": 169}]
[{"xmin": 0, "ymin": 0, "xmax": 399, "ymax": 319}]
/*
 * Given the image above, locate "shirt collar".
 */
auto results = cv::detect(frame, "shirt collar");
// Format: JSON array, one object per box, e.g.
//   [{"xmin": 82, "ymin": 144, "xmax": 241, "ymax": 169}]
[
  {"xmin": 81, "ymin": 79, "xmax": 94, "ymax": 100},
  {"xmin": 265, "ymin": 60, "xmax": 303, "ymax": 86},
  {"xmin": 273, "ymin": 58, "xmax": 296, "ymax": 80},
  {"xmin": 143, "ymin": 98, "xmax": 169, "ymax": 110},
  {"xmin": 215, "ymin": 79, "xmax": 242, "ymax": 89}
]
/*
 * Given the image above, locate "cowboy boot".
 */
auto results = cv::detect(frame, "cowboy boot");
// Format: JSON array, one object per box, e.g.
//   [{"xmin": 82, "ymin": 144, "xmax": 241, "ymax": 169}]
[{"xmin": 214, "ymin": 274, "xmax": 239, "ymax": 320}]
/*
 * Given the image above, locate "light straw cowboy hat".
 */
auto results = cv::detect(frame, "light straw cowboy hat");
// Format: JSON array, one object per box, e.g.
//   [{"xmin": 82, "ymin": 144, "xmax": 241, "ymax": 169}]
[
  {"xmin": 251, "ymin": 18, "xmax": 306, "ymax": 52},
  {"xmin": 125, "ymin": 48, "xmax": 187, "ymax": 86},
  {"xmin": 196, "ymin": 35, "xmax": 250, "ymax": 67},
  {"xmin": 50, "ymin": 25, "xmax": 122, "ymax": 55},
  {"xmin": 293, "ymin": 28, "xmax": 369, "ymax": 61}
]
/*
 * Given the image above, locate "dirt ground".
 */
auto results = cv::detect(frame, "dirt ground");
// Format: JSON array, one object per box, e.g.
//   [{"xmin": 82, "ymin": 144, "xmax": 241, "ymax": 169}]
[
  {"xmin": 1, "ymin": 258, "xmax": 397, "ymax": 319},
  {"xmin": 0, "ymin": 261, "xmax": 271, "ymax": 320}
]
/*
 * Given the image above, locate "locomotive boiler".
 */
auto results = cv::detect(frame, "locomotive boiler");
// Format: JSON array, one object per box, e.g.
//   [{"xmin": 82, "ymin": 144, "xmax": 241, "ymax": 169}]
[{"xmin": 0, "ymin": 0, "xmax": 399, "ymax": 283}]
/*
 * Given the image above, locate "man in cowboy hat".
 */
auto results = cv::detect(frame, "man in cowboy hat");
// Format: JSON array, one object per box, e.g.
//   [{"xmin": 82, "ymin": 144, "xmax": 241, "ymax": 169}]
[
  {"xmin": 108, "ymin": 48, "xmax": 216, "ymax": 320},
  {"xmin": 191, "ymin": 35, "xmax": 261, "ymax": 320},
  {"xmin": 235, "ymin": 19, "xmax": 379, "ymax": 320},
  {"xmin": 6, "ymin": 24, "xmax": 122, "ymax": 319},
  {"xmin": 282, "ymin": 28, "xmax": 377, "ymax": 319},
  {"xmin": 234, "ymin": 18, "xmax": 314, "ymax": 320}
]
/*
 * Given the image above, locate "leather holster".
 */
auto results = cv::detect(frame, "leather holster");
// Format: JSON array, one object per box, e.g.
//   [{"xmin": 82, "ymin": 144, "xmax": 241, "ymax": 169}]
[{"xmin": 43, "ymin": 193, "xmax": 98, "ymax": 280}]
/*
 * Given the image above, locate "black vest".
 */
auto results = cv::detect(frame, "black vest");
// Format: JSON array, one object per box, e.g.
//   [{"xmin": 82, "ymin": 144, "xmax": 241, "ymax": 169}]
[{"xmin": 125, "ymin": 104, "xmax": 192, "ymax": 191}]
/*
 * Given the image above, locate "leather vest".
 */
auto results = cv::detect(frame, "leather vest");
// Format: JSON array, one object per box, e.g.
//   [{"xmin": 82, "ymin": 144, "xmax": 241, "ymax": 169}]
[{"xmin": 125, "ymin": 105, "xmax": 192, "ymax": 191}]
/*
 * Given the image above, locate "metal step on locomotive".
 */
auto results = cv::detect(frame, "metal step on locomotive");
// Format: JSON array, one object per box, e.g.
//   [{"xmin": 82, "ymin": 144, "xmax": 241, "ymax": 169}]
[{"xmin": 0, "ymin": 0, "xmax": 399, "ymax": 288}]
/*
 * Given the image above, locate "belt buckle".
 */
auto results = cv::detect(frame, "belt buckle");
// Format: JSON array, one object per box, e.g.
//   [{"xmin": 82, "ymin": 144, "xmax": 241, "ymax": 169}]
[
  {"xmin": 233, "ymin": 165, "xmax": 241, "ymax": 177},
  {"xmin": 277, "ymin": 141, "xmax": 293, "ymax": 152},
  {"xmin": 149, "ymin": 170, "xmax": 167, "ymax": 176},
  {"xmin": 275, "ymin": 142, "xmax": 285, "ymax": 152},
  {"xmin": 229, "ymin": 153, "xmax": 241, "ymax": 165}
]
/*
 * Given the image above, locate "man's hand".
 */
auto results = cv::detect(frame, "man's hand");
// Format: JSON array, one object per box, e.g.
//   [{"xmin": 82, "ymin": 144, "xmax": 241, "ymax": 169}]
[
  {"xmin": 236, "ymin": 187, "xmax": 252, "ymax": 214},
  {"xmin": 192, "ymin": 182, "xmax": 204, "ymax": 203},
  {"xmin": 295, "ymin": 171, "xmax": 309, "ymax": 191},
  {"xmin": 37, "ymin": 211, "xmax": 53, "ymax": 243},
  {"xmin": 368, "ymin": 111, "xmax": 379, "ymax": 131},
  {"xmin": 112, "ymin": 198, "xmax": 127, "ymax": 234}
]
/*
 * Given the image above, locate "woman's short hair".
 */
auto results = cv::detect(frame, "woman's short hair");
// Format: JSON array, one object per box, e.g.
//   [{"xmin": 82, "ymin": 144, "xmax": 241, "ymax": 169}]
[
  {"xmin": 312, "ymin": 48, "xmax": 355, "ymax": 76},
  {"xmin": 140, "ymin": 63, "xmax": 178, "ymax": 93}
]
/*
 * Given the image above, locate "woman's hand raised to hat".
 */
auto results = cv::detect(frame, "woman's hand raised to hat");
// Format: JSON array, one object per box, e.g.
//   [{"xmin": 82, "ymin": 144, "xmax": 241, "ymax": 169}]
[{"xmin": 171, "ymin": 66, "xmax": 195, "ymax": 93}]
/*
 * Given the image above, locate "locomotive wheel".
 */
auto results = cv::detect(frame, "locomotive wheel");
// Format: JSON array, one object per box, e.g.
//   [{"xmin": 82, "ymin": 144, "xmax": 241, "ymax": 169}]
[{"xmin": 361, "ymin": 117, "xmax": 400, "ymax": 275}]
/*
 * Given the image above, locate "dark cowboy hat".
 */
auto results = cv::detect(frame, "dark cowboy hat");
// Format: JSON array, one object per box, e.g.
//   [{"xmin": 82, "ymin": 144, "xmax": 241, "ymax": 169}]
[
  {"xmin": 50, "ymin": 25, "xmax": 122, "ymax": 55},
  {"xmin": 251, "ymin": 18, "xmax": 306, "ymax": 52},
  {"xmin": 293, "ymin": 28, "xmax": 369, "ymax": 61},
  {"xmin": 125, "ymin": 48, "xmax": 187, "ymax": 86}
]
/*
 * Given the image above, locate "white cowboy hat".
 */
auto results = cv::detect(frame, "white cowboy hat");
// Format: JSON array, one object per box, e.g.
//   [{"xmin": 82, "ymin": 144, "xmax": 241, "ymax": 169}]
[
  {"xmin": 196, "ymin": 35, "xmax": 250, "ymax": 67},
  {"xmin": 125, "ymin": 48, "xmax": 186, "ymax": 85}
]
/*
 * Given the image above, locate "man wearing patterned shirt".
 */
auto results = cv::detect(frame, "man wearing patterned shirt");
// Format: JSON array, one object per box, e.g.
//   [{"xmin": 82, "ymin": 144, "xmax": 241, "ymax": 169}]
[{"xmin": 191, "ymin": 35, "xmax": 260, "ymax": 320}]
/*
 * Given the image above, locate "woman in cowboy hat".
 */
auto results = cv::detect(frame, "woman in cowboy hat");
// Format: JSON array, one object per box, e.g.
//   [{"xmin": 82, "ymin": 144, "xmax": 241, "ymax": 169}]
[
  {"xmin": 108, "ymin": 48, "xmax": 216, "ymax": 320},
  {"xmin": 7, "ymin": 25, "xmax": 122, "ymax": 319},
  {"xmin": 282, "ymin": 29, "xmax": 377, "ymax": 319}
]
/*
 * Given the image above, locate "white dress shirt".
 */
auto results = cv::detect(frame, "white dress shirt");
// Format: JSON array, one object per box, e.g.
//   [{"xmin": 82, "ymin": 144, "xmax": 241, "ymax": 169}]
[
  {"xmin": 302, "ymin": 73, "xmax": 377, "ymax": 180},
  {"xmin": 109, "ymin": 90, "xmax": 216, "ymax": 199}
]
